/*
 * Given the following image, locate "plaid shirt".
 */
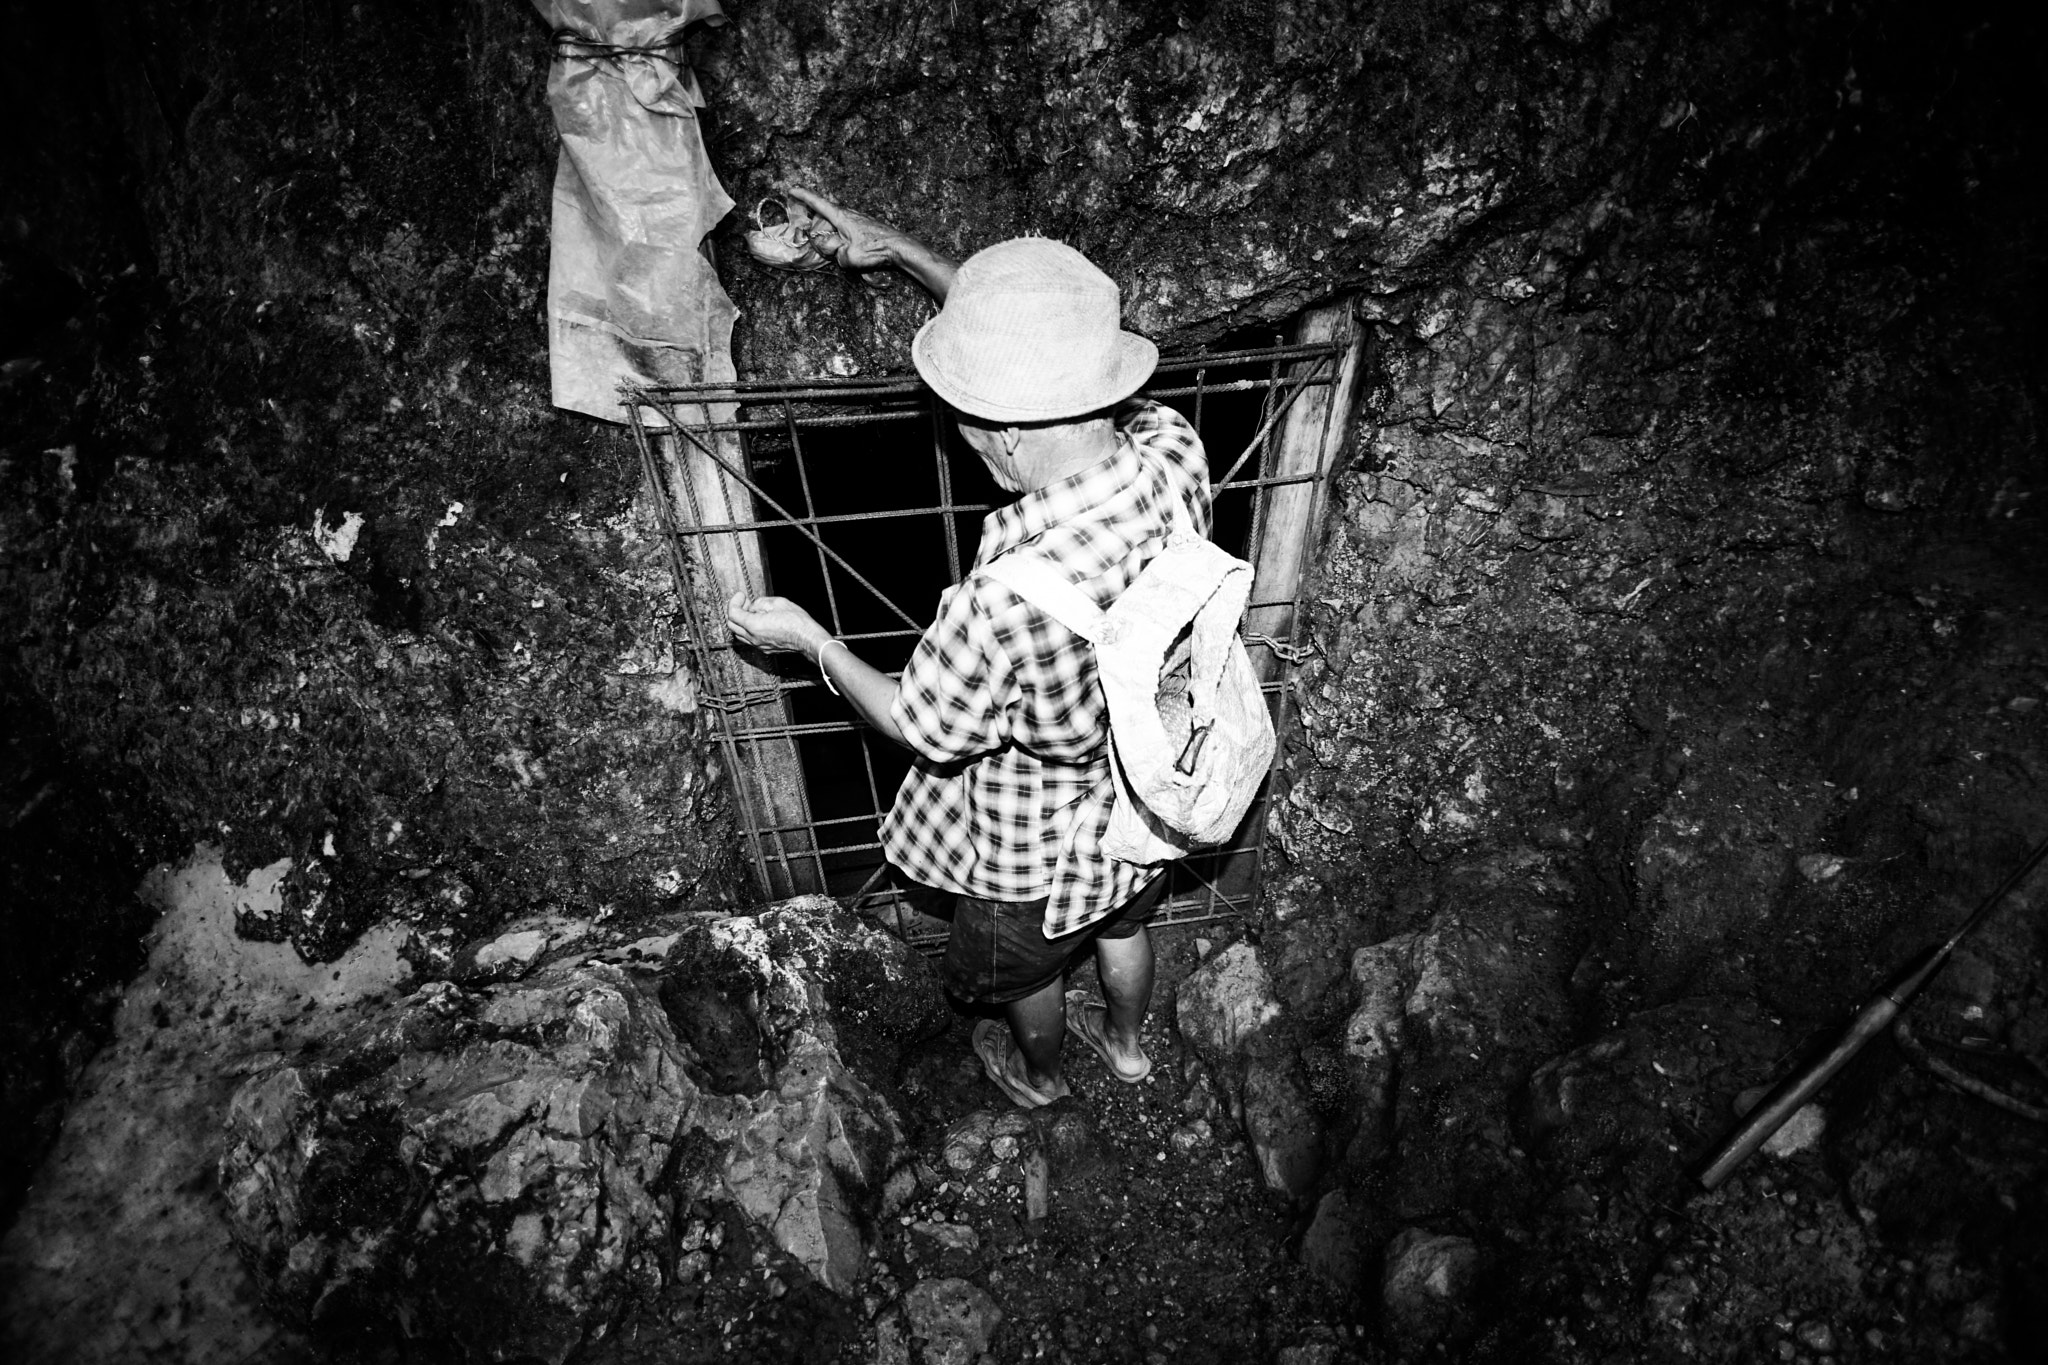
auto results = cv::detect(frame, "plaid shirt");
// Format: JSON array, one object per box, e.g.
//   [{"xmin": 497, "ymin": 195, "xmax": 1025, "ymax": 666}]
[{"xmin": 882, "ymin": 399, "xmax": 1210, "ymax": 938}]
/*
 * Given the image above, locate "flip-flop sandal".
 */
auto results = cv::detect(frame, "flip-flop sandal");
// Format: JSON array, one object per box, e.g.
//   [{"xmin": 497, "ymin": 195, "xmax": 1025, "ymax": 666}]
[
  {"xmin": 972, "ymin": 1019, "xmax": 1069, "ymax": 1109},
  {"xmin": 1064, "ymin": 990, "xmax": 1152, "ymax": 1084}
]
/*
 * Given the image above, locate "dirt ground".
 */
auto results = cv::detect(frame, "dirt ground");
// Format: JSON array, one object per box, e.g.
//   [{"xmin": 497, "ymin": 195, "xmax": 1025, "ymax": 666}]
[
  {"xmin": 584, "ymin": 929, "xmax": 2042, "ymax": 1365},
  {"xmin": 591, "ymin": 923, "xmax": 1360, "ymax": 1365},
  {"xmin": 1, "ymin": 850, "xmax": 2040, "ymax": 1364}
]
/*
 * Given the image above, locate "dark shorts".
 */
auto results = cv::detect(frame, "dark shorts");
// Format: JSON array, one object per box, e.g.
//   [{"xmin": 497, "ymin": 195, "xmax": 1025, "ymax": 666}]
[{"xmin": 900, "ymin": 871, "xmax": 1168, "ymax": 1007}]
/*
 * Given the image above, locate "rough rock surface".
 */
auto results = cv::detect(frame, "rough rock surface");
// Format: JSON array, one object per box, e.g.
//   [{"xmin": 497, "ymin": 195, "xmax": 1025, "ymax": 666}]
[
  {"xmin": 1175, "ymin": 940, "xmax": 1324, "ymax": 1200},
  {"xmin": 220, "ymin": 897, "xmax": 944, "ymax": 1358},
  {"xmin": 1381, "ymin": 1227, "xmax": 1482, "ymax": 1352},
  {"xmin": 1300, "ymin": 1188, "xmax": 1369, "ymax": 1302},
  {"xmin": 221, "ymin": 969, "xmax": 684, "ymax": 1360},
  {"xmin": 1340, "ymin": 850, "xmax": 1581, "ymax": 1196},
  {"xmin": 700, "ymin": 0, "xmax": 1913, "ymax": 378},
  {"xmin": 1521, "ymin": 1000, "xmax": 1790, "ymax": 1199},
  {"xmin": 0, "ymin": 848, "xmax": 408, "ymax": 1365},
  {"xmin": 901, "ymin": 1277, "xmax": 1003, "ymax": 1365},
  {"xmin": 1, "ymin": 0, "xmax": 745, "ymax": 983}
]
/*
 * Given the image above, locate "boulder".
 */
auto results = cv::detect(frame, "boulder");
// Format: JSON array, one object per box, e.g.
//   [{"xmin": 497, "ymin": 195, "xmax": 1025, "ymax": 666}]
[
  {"xmin": 1026, "ymin": 1105, "xmax": 1111, "ymax": 1183},
  {"xmin": 1176, "ymin": 941, "xmax": 1326, "ymax": 1200},
  {"xmin": 1276, "ymin": 1343, "xmax": 1341, "ymax": 1365},
  {"xmin": 908, "ymin": 1220, "xmax": 983, "ymax": 1282},
  {"xmin": 1242, "ymin": 1061, "xmax": 1324, "ymax": 1200},
  {"xmin": 1340, "ymin": 853, "xmax": 1579, "ymax": 1174},
  {"xmin": 1341, "ymin": 935, "xmax": 1415, "ymax": 1164},
  {"xmin": 1393, "ymin": 860, "xmax": 1577, "ymax": 1070},
  {"xmin": 1177, "ymin": 941, "xmax": 1283, "ymax": 1058},
  {"xmin": 874, "ymin": 1313, "xmax": 913, "ymax": 1365},
  {"xmin": 1262, "ymin": 876, "xmax": 1371, "ymax": 1027},
  {"xmin": 221, "ymin": 897, "xmax": 942, "ymax": 1359},
  {"xmin": 1301, "ymin": 1188, "xmax": 1369, "ymax": 1303},
  {"xmin": 221, "ymin": 969, "xmax": 687, "ymax": 1360},
  {"xmin": 1380, "ymin": 1228, "xmax": 1481, "ymax": 1352}
]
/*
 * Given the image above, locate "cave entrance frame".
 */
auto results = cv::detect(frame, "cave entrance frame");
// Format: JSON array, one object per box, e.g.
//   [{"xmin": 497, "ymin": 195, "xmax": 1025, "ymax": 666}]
[{"xmin": 627, "ymin": 302, "xmax": 1366, "ymax": 947}]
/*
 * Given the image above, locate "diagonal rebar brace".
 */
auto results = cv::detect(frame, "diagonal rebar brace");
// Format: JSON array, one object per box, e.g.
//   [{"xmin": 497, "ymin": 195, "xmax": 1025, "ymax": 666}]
[
  {"xmin": 1217, "ymin": 351, "xmax": 1335, "ymax": 490},
  {"xmin": 660, "ymin": 405, "xmax": 926, "ymax": 632},
  {"xmin": 1176, "ymin": 848, "xmax": 1254, "ymax": 919},
  {"xmin": 625, "ymin": 400, "xmax": 778, "ymax": 892}
]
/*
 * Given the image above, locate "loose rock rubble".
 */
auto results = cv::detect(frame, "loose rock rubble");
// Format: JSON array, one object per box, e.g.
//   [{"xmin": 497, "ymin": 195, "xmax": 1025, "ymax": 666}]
[
  {"xmin": 219, "ymin": 896, "xmax": 945, "ymax": 1360},
  {"xmin": 582, "ymin": 928, "xmax": 1366, "ymax": 1365}
]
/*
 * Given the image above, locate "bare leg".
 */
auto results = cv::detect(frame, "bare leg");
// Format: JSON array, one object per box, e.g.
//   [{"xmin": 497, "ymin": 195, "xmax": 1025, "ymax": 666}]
[
  {"xmin": 1004, "ymin": 975, "xmax": 1068, "ymax": 1093},
  {"xmin": 1091, "ymin": 928, "xmax": 1154, "ymax": 1070}
]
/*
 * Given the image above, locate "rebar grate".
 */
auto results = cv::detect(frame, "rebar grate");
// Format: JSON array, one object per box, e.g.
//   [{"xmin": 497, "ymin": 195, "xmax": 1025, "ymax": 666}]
[{"xmin": 626, "ymin": 332, "xmax": 1354, "ymax": 948}]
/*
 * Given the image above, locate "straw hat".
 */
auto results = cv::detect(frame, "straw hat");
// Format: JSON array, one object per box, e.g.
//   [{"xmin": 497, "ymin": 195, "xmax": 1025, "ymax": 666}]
[{"xmin": 912, "ymin": 238, "xmax": 1158, "ymax": 423}]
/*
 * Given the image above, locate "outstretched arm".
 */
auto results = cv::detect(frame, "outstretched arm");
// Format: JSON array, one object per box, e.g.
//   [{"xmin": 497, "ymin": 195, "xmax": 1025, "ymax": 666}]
[
  {"xmin": 725, "ymin": 592, "xmax": 906, "ymax": 745},
  {"xmin": 781, "ymin": 185, "xmax": 958, "ymax": 303}
]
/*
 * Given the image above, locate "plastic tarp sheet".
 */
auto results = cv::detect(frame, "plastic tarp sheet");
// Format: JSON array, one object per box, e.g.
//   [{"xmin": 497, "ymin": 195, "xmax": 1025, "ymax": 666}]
[{"xmin": 534, "ymin": 0, "xmax": 736, "ymax": 423}]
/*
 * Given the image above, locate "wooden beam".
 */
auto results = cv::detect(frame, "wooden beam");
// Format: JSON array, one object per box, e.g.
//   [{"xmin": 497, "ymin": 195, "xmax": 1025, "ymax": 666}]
[
  {"xmin": 656, "ymin": 415, "xmax": 822, "ymax": 898},
  {"xmin": 1245, "ymin": 299, "xmax": 1369, "ymax": 676}
]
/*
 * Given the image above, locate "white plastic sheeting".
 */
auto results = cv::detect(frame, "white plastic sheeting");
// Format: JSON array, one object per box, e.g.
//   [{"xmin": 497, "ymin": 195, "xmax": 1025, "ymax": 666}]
[{"xmin": 534, "ymin": 0, "xmax": 736, "ymax": 423}]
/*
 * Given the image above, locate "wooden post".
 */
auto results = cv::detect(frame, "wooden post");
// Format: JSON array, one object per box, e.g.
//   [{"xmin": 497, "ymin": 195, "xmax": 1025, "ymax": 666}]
[
  {"xmin": 1178, "ymin": 299, "xmax": 1368, "ymax": 916},
  {"xmin": 1246, "ymin": 300, "xmax": 1369, "ymax": 676},
  {"xmin": 658, "ymin": 412, "xmax": 821, "ymax": 898}
]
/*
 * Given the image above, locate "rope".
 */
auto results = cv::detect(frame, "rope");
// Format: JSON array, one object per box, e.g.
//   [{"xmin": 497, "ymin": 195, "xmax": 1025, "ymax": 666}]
[{"xmin": 551, "ymin": 31, "xmax": 686, "ymax": 65}]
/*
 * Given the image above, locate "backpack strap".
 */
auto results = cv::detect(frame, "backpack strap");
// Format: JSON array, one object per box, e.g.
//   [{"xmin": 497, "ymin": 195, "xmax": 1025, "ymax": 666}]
[{"xmin": 981, "ymin": 552, "xmax": 1110, "ymax": 644}]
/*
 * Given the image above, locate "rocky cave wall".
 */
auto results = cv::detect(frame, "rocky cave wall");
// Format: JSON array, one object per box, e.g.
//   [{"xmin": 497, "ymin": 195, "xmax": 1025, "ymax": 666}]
[
  {"xmin": 2, "ymin": 0, "xmax": 2042, "ymax": 1295},
  {"xmin": 682, "ymin": 2, "xmax": 2046, "ymax": 1196},
  {"xmin": 700, "ymin": 0, "xmax": 2042, "ymax": 1035},
  {"xmin": 0, "ymin": 0, "xmax": 748, "ymax": 1215}
]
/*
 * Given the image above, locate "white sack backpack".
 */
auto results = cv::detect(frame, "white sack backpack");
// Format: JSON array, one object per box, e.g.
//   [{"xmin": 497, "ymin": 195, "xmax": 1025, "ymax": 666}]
[{"xmin": 983, "ymin": 518, "xmax": 1276, "ymax": 865}]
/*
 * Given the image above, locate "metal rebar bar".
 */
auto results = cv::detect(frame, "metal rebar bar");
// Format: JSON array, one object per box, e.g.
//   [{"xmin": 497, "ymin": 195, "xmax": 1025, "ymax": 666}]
[
  {"xmin": 626, "ymin": 332, "xmax": 1352, "ymax": 915},
  {"xmin": 1147, "ymin": 375, "xmax": 1332, "ymax": 401},
  {"xmin": 653, "ymin": 469, "xmax": 1320, "ymax": 541},
  {"xmin": 647, "ymin": 380, "xmax": 1332, "ymax": 436},
  {"xmin": 659, "ymin": 501, "xmax": 996, "ymax": 535},
  {"xmin": 787, "ymin": 402, "xmax": 849, "ymax": 646},
  {"xmin": 1220, "ymin": 351, "xmax": 1334, "ymax": 490},
  {"xmin": 668, "ymin": 418, "xmax": 926, "ymax": 632},
  {"xmin": 663, "ymin": 409, "xmax": 933, "ymax": 436},
  {"xmin": 1159, "ymin": 340, "xmax": 1340, "ymax": 367},
  {"xmin": 626, "ymin": 409, "xmax": 778, "ymax": 896},
  {"xmin": 633, "ymin": 342, "xmax": 1341, "ymax": 403},
  {"xmin": 933, "ymin": 404, "xmax": 965, "ymax": 586},
  {"xmin": 664, "ymin": 424, "xmax": 797, "ymax": 885}
]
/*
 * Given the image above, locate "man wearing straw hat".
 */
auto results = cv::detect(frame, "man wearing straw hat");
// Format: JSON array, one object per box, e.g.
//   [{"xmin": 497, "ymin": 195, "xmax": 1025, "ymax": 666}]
[{"xmin": 726, "ymin": 188, "xmax": 1209, "ymax": 1109}]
